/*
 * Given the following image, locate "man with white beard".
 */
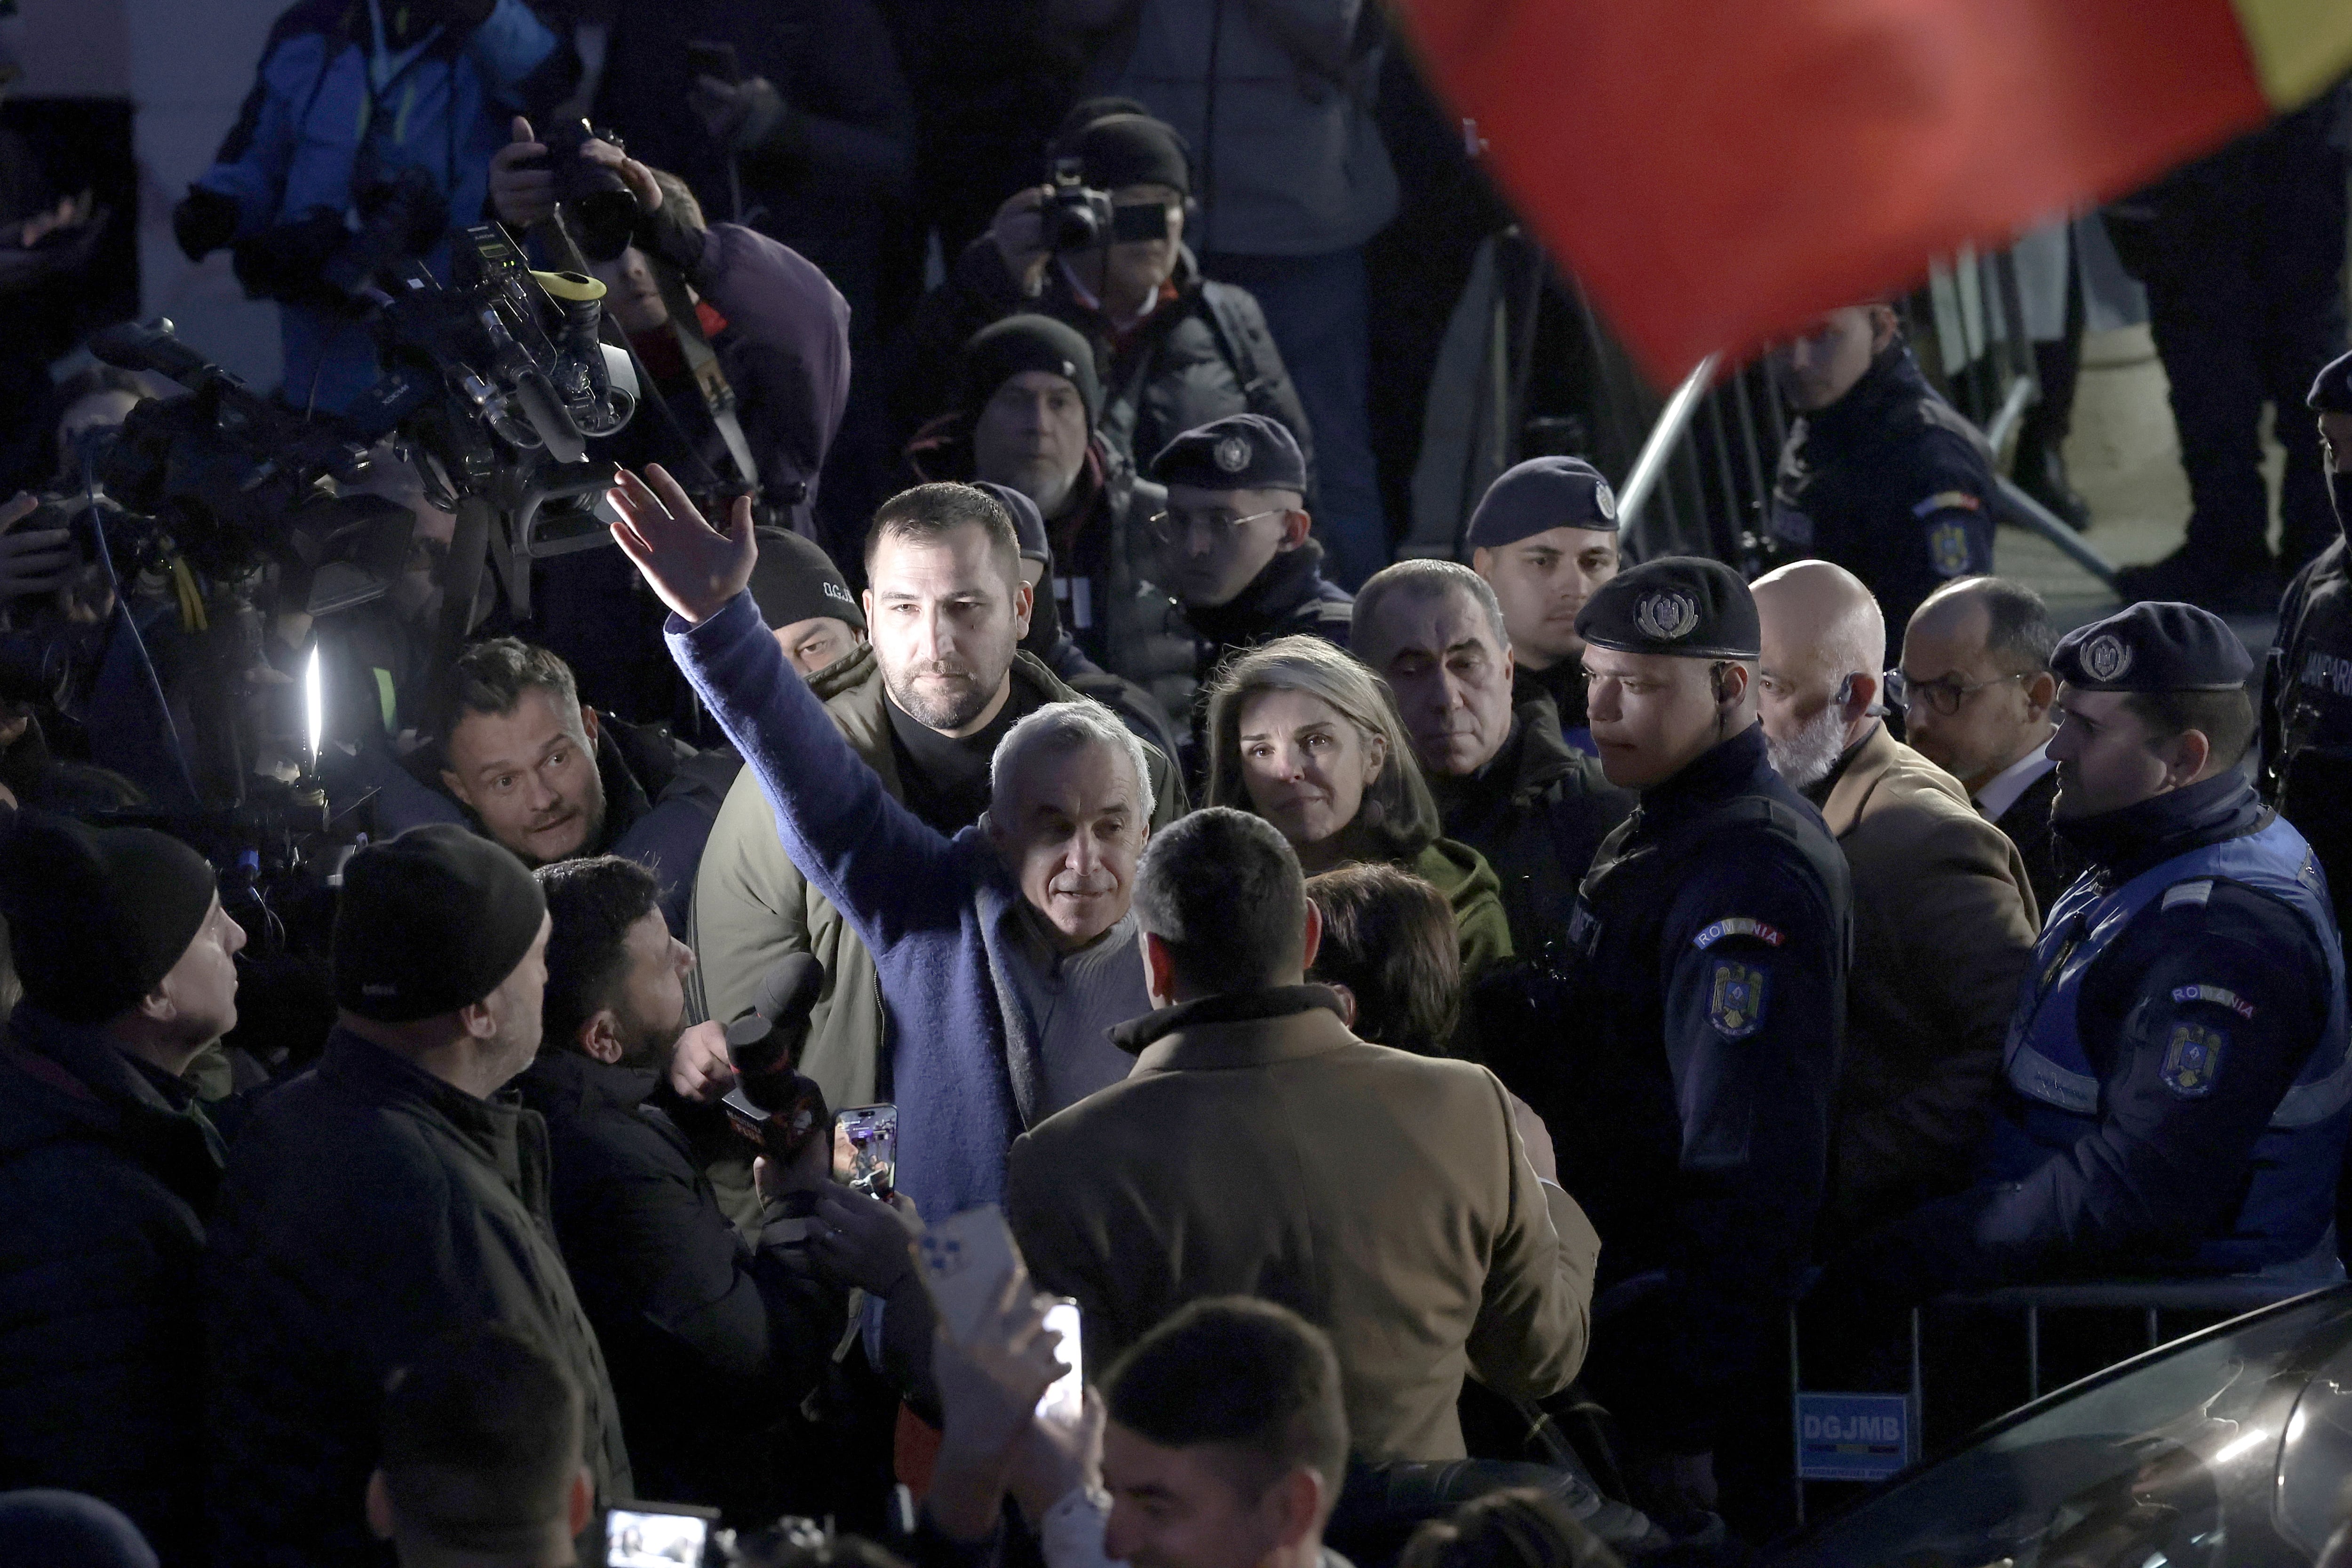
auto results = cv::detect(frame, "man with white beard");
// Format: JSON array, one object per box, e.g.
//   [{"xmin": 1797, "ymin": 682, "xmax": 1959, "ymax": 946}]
[{"xmin": 1751, "ymin": 561, "xmax": 2039, "ymax": 1241}]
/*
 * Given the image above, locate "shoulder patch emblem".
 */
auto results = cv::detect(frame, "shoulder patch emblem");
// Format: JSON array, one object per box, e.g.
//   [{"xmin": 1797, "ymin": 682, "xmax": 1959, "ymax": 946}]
[
  {"xmin": 2159, "ymin": 1021, "xmax": 2226, "ymax": 1098},
  {"xmin": 1927, "ymin": 518, "xmax": 1972, "ymax": 577},
  {"xmin": 1911, "ymin": 489, "xmax": 1982, "ymax": 518},
  {"xmin": 1634, "ymin": 589, "xmax": 1700, "ymax": 642},
  {"xmin": 2170, "ymin": 984, "xmax": 2255, "ymax": 1019},
  {"xmin": 1693, "ymin": 916, "xmax": 1786, "ymax": 949},
  {"xmin": 1707, "ymin": 960, "xmax": 1769, "ymax": 1039}
]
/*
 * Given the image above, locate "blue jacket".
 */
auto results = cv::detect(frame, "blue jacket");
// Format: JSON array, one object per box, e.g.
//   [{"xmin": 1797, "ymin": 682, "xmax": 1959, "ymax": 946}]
[
  {"xmin": 668, "ymin": 590, "xmax": 1151, "ymax": 1218},
  {"xmin": 1833, "ymin": 774, "xmax": 2349, "ymax": 1307},
  {"xmin": 195, "ymin": 0, "xmax": 566, "ymax": 411}
]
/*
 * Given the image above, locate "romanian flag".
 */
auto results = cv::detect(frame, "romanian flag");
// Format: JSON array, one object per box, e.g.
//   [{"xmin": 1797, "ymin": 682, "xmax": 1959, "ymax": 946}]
[{"xmin": 1395, "ymin": 0, "xmax": 2352, "ymax": 382}]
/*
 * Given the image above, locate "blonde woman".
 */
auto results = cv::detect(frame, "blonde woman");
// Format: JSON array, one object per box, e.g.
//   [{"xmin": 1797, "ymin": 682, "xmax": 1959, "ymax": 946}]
[{"xmin": 1205, "ymin": 636, "xmax": 1513, "ymax": 979}]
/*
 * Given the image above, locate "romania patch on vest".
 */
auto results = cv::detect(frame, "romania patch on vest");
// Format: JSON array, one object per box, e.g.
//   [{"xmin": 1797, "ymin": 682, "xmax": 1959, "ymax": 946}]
[
  {"xmin": 1708, "ymin": 960, "xmax": 1768, "ymax": 1040},
  {"xmin": 2160, "ymin": 1022, "xmax": 2227, "ymax": 1098},
  {"xmin": 1693, "ymin": 917, "xmax": 1785, "ymax": 949},
  {"xmin": 2170, "ymin": 984, "xmax": 2255, "ymax": 1019}
]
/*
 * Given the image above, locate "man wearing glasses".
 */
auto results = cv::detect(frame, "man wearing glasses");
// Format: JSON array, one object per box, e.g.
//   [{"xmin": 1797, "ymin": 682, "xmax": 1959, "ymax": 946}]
[
  {"xmin": 1144, "ymin": 415, "xmax": 1353, "ymax": 755},
  {"xmin": 1896, "ymin": 576, "xmax": 2071, "ymax": 915}
]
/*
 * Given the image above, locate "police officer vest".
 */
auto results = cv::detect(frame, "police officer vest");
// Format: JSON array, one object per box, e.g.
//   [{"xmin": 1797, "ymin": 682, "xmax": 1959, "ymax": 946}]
[{"xmin": 2001, "ymin": 815, "xmax": 2351, "ymax": 1269}]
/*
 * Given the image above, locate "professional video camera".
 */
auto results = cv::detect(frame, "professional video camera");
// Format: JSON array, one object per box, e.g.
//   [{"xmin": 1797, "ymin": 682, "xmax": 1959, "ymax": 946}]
[{"xmin": 0, "ymin": 223, "xmax": 644, "ymax": 968}]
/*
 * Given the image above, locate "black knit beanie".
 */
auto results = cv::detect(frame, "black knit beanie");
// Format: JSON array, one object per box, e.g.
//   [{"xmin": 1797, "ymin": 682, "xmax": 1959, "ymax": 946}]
[
  {"xmin": 961, "ymin": 315, "xmax": 1103, "ymax": 428},
  {"xmin": 334, "ymin": 824, "xmax": 548, "ymax": 1021},
  {"xmin": 0, "ymin": 811, "xmax": 217, "ymax": 1023},
  {"xmin": 747, "ymin": 527, "xmax": 865, "ymax": 632}
]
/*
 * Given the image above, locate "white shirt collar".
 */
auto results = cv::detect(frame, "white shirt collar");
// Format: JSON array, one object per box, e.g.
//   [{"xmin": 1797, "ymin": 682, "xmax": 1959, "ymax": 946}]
[
  {"xmin": 1058, "ymin": 257, "xmax": 1160, "ymax": 332},
  {"xmin": 1973, "ymin": 735, "xmax": 2055, "ymax": 822}
]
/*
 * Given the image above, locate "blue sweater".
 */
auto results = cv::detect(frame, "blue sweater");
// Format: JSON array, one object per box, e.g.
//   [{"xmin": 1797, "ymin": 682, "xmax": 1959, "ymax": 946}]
[{"xmin": 669, "ymin": 591, "xmax": 1076, "ymax": 1217}]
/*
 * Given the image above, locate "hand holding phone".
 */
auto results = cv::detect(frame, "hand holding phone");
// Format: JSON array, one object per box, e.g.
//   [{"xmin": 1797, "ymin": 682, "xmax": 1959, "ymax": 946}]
[
  {"xmin": 605, "ymin": 1502, "xmax": 716, "ymax": 1567},
  {"xmin": 831, "ymin": 1103, "xmax": 897, "ymax": 1199}
]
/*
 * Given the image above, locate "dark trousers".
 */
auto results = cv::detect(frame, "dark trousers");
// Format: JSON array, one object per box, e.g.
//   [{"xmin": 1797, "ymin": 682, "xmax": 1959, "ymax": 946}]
[{"xmin": 2102, "ymin": 88, "xmax": 2350, "ymax": 573}]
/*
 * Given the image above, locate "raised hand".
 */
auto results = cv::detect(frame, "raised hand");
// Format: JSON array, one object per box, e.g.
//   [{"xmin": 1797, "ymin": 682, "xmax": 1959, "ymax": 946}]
[{"xmin": 606, "ymin": 465, "xmax": 757, "ymax": 625}]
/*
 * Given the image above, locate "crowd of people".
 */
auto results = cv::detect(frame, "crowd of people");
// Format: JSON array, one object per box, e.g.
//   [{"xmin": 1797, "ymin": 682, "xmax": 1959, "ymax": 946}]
[{"xmin": 2, "ymin": 3, "xmax": 2352, "ymax": 1566}]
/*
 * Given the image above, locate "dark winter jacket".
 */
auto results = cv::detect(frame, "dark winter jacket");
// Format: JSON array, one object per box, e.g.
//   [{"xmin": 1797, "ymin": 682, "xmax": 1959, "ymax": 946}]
[
  {"xmin": 0, "ymin": 1006, "xmax": 223, "ymax": 1563},
  {"xmin": 892, "ymin": 239, "xmax": 1313, "ymax": 493},
  {"xmin": 1431, "ymin": 700, "xmax": 1632, "ymax": 960},
  {"xmin": 204, "ymin": 1027, "xmax": 631, "ymax": 1568},
  {"xmin": 350, "ymin": 713, "xmax": 740, "ymax": 936},
  {"xmin": 516, "ymin": 1049, "xmax": 843, "ymax": 1524}
]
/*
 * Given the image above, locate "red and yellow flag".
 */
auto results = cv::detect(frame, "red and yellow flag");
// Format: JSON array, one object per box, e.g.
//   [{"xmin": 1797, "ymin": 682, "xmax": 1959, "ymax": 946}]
[{"xmin": 1395, "ymin": 0, "xmax": 2352, "ymax": 382}]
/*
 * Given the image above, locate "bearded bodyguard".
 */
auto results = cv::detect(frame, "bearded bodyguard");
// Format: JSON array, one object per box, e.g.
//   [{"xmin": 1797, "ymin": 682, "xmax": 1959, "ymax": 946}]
[{"xmin": 1502, "ymin": 557, "xmax": 1850, "ymax": 1536}]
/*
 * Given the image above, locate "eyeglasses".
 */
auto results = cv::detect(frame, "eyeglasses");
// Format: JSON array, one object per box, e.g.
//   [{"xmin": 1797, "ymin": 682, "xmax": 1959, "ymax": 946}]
[
  {"xmin": 1883, "ymin": 669, "xmax": 2028, "ymax": 716},
  {"xmin": 1144, "ymin": 507, "xmax": 1287, "ymax": 547}
]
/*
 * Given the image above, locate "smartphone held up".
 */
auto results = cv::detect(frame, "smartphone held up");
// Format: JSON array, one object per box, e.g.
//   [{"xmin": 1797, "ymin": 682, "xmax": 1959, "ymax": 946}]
[{"xmin": 831, "ymin": 1103, "xmax": 897, "ymax": 1199}]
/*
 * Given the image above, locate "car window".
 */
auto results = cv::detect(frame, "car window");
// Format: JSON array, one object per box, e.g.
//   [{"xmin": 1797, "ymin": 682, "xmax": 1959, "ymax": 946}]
[{"xmin": 1772, "ymin": 1291, "xmax": 2352, "ymax": 1568}]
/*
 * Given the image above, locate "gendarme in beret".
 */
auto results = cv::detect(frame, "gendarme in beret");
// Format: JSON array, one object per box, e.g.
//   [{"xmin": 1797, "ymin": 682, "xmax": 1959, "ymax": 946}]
[
  {"xmin": 1467, "ymin": 456, "xmax": 1620, "ymax": 549},
  {"xmin": 971, "ymin": 481, "xmax": 1051, "ymax": 565},
  {"xmin": 335, "ymin": 824, "xmax": 548, "ymax": 1022},
  {"xmin": 2309, "ymin": 349, "xmax": 2352, "ymax": 414},
  {"xmin": 747, "ymin": 526, "xmax": 864, "ymax": 632},
  {"xmin": 1575, "ymin": 555, "xmax": 1761, "ymax": 660},
  {"xmin": 2051, "ymin": 600, "xmax": 2252, "ymax": 692},
  {"xmin": 1151, "ymin": 413, "xmax": 1306, "ymax": 495}
]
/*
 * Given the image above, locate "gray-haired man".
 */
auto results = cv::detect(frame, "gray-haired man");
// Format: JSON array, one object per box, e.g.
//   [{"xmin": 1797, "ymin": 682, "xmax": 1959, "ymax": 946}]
[
  {"xmin": 1353, "ymin": 559, "xmax": 1631, "ymax": 954},
  {"xmin": 611, "ymin": 464, "xmax": 1160, "ymax": 1216}
]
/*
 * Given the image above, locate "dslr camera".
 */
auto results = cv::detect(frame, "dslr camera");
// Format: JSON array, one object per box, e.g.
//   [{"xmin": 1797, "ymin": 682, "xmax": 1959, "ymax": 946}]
[
  {"xmin": 535, "ymin": 118, "xmax": 641, "ymax": 262},
  {"xmin": 1045, "ymin": 157, "xmax": 1114, "ymax": 252},
  {"xmin": 1045, "ymin": 157, "xmax": 1175, "ymax": 252}
]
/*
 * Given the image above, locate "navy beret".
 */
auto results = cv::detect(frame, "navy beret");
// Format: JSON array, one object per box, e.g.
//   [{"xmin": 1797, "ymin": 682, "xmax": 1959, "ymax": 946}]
[
  {"xmin": 1150, "ymin": 414, "xmax": 1306, "ymax": 495},
  {"xmin": 1576, "ymin": 555, "xmax": 1760, "ymax": 660},
  {"xmin": 1466, "ymin": 456, "xmax": 1620, "ymax": 548},
  {"xmin": 2309, "ymin": 349, "xmax": 2352, "ymax": 414},
  {"xmin": 2051, "ymin": 600, "xmax": 2252, "ymax": 692},
  {"xmin": 970, "ymin": 481, "xmax": 1051, "ymax": 565}
]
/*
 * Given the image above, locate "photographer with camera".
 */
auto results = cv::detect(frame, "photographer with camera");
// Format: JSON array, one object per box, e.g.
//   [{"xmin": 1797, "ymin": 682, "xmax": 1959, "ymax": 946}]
[
  {"xmin": 486, "ymin": 118, "xmax": 853, "ymax": 732},
  {"xmin": 0, "ymin": 814, "xmax": 243, "ymax": 1563},
  {"xmin": 519, "ymin": 854, "xmax": 922, "ymax": 1525},
  {"xmin": 171, "ymin": 0, "xmax": 576, "ymax": 414},
  {"xmin": 890, "ymin": 108, "xmax": 1312, "ymax": 518}
]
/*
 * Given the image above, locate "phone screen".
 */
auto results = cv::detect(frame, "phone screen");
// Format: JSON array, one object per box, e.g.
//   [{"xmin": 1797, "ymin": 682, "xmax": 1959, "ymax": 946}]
[
  {"xmin": 832, "ymin": 1103, "xmax": 897, "ymax": 1197},
  {"xmin": 606, "ymin": 1506, "xmax": 711, "ymax": 1568},
  {"xmin": 1036, "ymin": 1298, "xmax": 1083, "ymax": 1423}
]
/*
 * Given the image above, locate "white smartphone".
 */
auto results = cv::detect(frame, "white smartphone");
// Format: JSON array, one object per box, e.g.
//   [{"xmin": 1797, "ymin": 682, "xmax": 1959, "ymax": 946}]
[
  {"xmin": 917, "ymin": 1202, "xmax": 1026, "ymax": 1344},
  {"xmin": 1037, "ymin": 1297, "xmax": 1083, "ymax": 1423}
]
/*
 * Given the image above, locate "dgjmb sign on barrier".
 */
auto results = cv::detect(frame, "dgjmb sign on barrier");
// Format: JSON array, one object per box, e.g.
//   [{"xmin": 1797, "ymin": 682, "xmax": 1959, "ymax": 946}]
[{"xmin": 1793, "ymin": 1392, "xmax": 1912, "ymax": 1483}]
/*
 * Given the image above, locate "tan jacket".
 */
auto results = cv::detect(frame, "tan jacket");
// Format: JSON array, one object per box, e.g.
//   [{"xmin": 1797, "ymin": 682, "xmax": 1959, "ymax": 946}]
[
  {"xmin": 1819, "ymin": 724, "xmax": 2037, "ymax": 1238},
  {"xmin": 691, "ymin": 645, "xmax": 1186, "ymax": 1110},
  {"xmin": 1006, "ymin": 989, "xmax": 1600, "ymax": 1463}
]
